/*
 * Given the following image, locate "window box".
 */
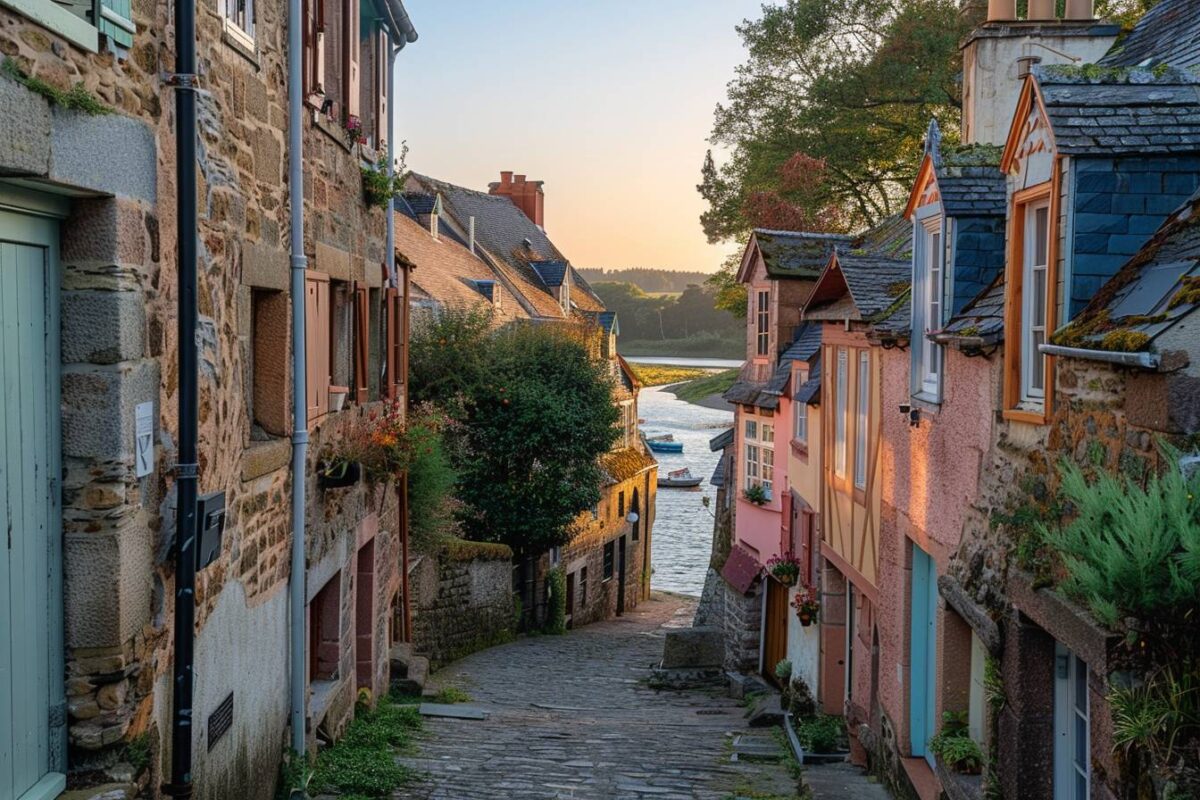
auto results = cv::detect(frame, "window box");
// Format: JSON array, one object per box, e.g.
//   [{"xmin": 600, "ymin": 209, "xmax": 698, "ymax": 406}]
[{"xmin": 317, "ymin": 459, "xmax": 360, "ymax": 489}]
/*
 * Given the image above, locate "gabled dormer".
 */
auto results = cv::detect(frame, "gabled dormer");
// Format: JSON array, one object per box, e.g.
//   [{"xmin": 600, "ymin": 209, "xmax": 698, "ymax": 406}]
[
  {"xmin": 531, "ymin": 259, "xmax": 571, "ymax": 314},
  {"xmin": 903, "ymin": 119, "xmax": 1006, "ymax": 403},
  {"xmin": 997, "ymin": 57, "xmax": 1200, "ymax": 422}
]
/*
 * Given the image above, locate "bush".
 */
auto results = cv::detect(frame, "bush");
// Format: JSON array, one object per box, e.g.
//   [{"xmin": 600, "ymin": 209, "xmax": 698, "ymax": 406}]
[
  {"xmin": 928, "ymin": 710, "xmax": 983, "ymax": 774},
  {"xmin": 1044, "ymin": 451, "xmax": 1200, "ymax": 629},
  {"xmin": 774, "ymin": 659, "xmax": 792, "ymax": 682},
  {"xmin": 403, "ymin": 405, "xmax": 458, "ymax": 549},
  {"xmin": 795, "ymin": 714, "xmax": 844, "ymax": 754},
  {"xmin": 308, "ymin": 701, "xmax": 421, "ymax": 797},
  {"xmin": 544, "ymin": 567, "xmax": 567, "ymax": 635}
]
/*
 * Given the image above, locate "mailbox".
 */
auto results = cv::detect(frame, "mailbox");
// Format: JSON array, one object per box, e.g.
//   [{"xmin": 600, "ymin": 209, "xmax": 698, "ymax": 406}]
[{"xmin": 196, "ymin": 491, "xmax": 227, "ymax": 571}]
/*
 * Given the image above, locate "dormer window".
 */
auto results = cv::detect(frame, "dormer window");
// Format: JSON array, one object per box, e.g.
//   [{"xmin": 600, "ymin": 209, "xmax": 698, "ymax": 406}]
[
  {"xmin": 1004, "ymin": 182, "xmax": 1056, "ymax": 421},
  {"xmin": 755, "ymin": 290, "xmax": 770, "ymax": 356},
  {"xmin": 911, "ymin": 213, "xmax": 943, "ymax": 400},
  {"xmin": 1021, "ymin": 200, "xmax": 1051, "ymax": 404}
]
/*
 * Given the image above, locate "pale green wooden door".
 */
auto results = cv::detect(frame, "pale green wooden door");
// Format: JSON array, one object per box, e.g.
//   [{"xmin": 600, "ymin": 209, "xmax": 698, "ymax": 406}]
[{"xmin": 0, "ymin": 206, "xmax": 65, "ymax": 800}]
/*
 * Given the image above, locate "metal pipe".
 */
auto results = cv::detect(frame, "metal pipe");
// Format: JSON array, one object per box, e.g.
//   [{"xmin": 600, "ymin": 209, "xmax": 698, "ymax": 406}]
[
  {"xmin": 164, "ymin": 0, "xmax": 198, "ymax": 794},
  {"xmin": 385, "ymin": 41, "xmax": 399, "ymax": 289},
  {"xmin": 286, "ymin": 0, "xmax": 310, "ymax": 763},
  {"xmin": 1039, "ymin": 343, "xmax": 1160, "ymax": 370}
]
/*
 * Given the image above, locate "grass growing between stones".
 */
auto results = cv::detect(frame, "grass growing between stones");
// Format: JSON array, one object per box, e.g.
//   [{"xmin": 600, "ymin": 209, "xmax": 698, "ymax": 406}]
[
  {"xmin": 307, "ymin": 699, "xmax": 422, "ymax": 799},
  {"xmin": 429, "ymin": 686, "xmax": 471, "ymax": 704}
]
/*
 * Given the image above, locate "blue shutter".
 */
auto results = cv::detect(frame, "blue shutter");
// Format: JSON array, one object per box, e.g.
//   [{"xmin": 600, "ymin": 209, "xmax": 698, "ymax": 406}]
[{"xmin": 96, "ymin": 0, "xmax": 135, "ymax": 49}]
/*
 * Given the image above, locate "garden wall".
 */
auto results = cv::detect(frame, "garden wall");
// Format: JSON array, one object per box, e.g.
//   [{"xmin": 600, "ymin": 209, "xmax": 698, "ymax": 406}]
[{"xmin": 409, "ymin": 540, "xmax": 515, "ymax": 668}]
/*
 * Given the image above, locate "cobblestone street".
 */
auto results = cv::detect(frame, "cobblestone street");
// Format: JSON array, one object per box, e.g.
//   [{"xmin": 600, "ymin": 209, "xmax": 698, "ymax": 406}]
[{"xmin": 399, "ymin": 593, "xmax": 803, "ymax": 799}]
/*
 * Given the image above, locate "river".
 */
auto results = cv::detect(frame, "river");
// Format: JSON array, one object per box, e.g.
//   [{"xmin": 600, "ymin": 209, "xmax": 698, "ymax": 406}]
[
  {"xmin": 624, "ymin": 355, "xmax": 744, "ymax": 369},
  {"xmin": 639, "ymin": 385, "xmax": 734, "ymax": 596}
]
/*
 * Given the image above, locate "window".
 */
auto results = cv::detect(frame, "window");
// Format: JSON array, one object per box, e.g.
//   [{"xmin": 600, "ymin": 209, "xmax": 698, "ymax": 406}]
[
  {"xmin": 855, "ymin": 351, "xmax": 870, "ymax": 490},
  {"xmin": 330, "ymin": 280, "xmax": 353, "ymax": 398},
  {"xmin": 603, "ymin": 542, "xmax": 615, "ymax": 581},
  {"xmin": 1022, "ymin": 201, "xmax": 1050, "ymax": 403},
  {"xmin": 549, "ymin": 546, "xmax": 561, "ymax": 567},
  {"xmin": 309, "ymin": 573, "xmax": 341, "ymax": 681},
  {"xmin": 835, "ymin": 349, "xmax": 848, "ymax": 478},
  {"xmin": 743, "ymin": 417, "xmax": 773, "ymax": 500},
  {"xmin": 305, "ymin": 272, "xmax": 331, "ymax": 423},
  {"xmin": 352, "ymin": 283, "xmax": 369, "ymax": 402},
  {"xmin": 223, "ymin": 0, "xmax": 255, "ymax": 45},
  {"xmin": 618, "ymin": 491, "xmax": 626, "ymax": 519},
  {"xmin": 579, "ymin": 566, "xmax": 588, "ymax": 606},
  {"xmin": 250, "ymin": 289, "xmax": 288, "ymax": 438},
  {"xmin": 793, "ymin": 368, "xmax": 809, "ymax": 445},
  {"xmin": 913, "ymin": 218, "xmax": 943, "ymax": 398},
  {"xmin": 756, "ymin": 290, "xmax": 770, "ymax": 356},
  {"xmin": 384, "ymin": 286, "xmax": 405, "ymax": 401},
  {"xmin": 354, "ymin": 539, "xmax": 375, "ymax": 688},
  {"xmin": 367, "ymin": 288, "xmax": 382, "ymax": 400}
]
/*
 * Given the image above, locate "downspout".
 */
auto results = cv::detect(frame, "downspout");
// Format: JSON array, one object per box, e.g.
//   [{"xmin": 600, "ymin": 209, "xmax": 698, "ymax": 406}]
[
  {"xmin": 287, "ymin": 0, "xmax": 309, "ymax": 765},
  {"xmin": 164, "ymin": 0, "xmax": 198, "ymax": 794},
  {"xmin": 1039, "ymin": 343, "xmax": 1160, "ymax": 370}
]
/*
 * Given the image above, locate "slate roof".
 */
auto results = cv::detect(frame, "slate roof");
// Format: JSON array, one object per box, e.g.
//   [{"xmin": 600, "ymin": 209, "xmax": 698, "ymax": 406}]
[
  {"xmin": 754, "ymin": 229, "xmax": 853, "ymax": 279},
  {"xmin": 855, "ymin": 214, "xmax": 912, "ymax": 261},
  {"xmin": 1098, "ymin": 0, "xmax": 1200, "ymax": 71},
  {"xmin": 794, "ymin": 367, "xmax": 822, "ymax": 406},
  {"xmin": 408, "ymin": 173, "xmax": 606, "ymax": 317},
  {"xmin": 587, "ymin": 311, "xmax": 618, "ymax": 334},
  {"xmin": 781, "ymin": 323, "xmax": 823, "ymax": 364},
  {"xmin": 531, "ymin": 260, "xmax": 568, "ymax": 287},
  {"xmin": 803, "ymin": 216, "xmax": 913, "ymax": 327},
  {"xmin": 1052, "ymin": 188, "xmax": 1200, "ymax": 354},
  {"xmin": 709, "ymin": 456, "xmax": 726, "ymax": 488},
  {"xmin": 938, "ymin": 274, "xmax": 1006, "ymax": 347},
  {"xmin": 1033, "ymin": 65, "xmax": 1200, "ymax": 156},
  {"xmin": 835, "ymin": 253, "xmax": 913, "ymax": 319},
  {"xmin": 402, "ymin": 191, "xmax": 437, "ymax": 215},
  {"xmin": 938, "ymin": 162, "xmax": 1006, "ymax": 217},
  {"xmin": 394, "ymin": 212, "xmax": 530, "ymax": 323},
  {"xmin": 709, "ymin": 427, "xmax": 734, "ymax": 452}
]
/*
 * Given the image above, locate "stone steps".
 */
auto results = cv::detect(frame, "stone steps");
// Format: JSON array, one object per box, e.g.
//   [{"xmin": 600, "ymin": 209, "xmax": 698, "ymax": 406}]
[{"xmin": 389, "ymin": 644, "xmax": 431, "ymax": 695}]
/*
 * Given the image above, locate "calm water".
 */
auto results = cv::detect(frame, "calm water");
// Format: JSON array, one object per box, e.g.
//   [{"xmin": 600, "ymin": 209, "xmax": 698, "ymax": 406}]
[
  {"xmin": 641, "ymin": 385, "xmax": 734, "ymax": 596},
  {"xmin": 625, "ymin": 355, "xmax": 744, "ymax": 369}
]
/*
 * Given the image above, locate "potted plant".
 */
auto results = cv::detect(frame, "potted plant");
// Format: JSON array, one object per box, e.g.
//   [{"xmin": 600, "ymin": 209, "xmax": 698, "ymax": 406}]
[
  {"xmin": 743, "ymin": 483, "xmax": 769, "ymax": 505},
  {"xmin": 766, "ymin": 552, "xmax": 802, "ymax": 586},
  {"xmin": 928, "ymin": 711, "xmax": 983, "ymax": 775},
  {"xmin": 361, "ymin": 155, "xmax": 403, "ymax": 209},
  {"xmin": 792, "ymin": 585, "xmax": 820, "ymax": 626},
  {"xmin": 345, "ymin": 113, "xmax": 363, "ymax": 145},
  {"xmin": 317, "ymin": 457, "xmax": 361, "ymax": 489}
]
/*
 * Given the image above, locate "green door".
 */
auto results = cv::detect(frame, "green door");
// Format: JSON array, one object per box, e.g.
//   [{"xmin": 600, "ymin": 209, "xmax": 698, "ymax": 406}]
[{"xmin": 0, "ymin": 205, "xmax": 65, "ymax": 800}]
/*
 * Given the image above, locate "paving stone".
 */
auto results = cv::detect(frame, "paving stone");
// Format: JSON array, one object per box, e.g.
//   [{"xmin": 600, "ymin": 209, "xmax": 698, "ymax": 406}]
[
  {"xmin": 418, "ymin": 703, "xmax": 489, "ymax": 720},
  {"xmin": 398, "ymin": 593, "xmax": 802, "ymax": 800}
]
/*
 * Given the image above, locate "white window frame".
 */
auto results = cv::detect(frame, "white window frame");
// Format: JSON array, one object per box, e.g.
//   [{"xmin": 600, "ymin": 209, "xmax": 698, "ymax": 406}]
[
  {"xmin": 834, "ymin": 349, "xmax": 848, "ymax": 478},
  {"xmin": 1022, "ymin": 200, "xmax": 1051, "ymax": 405},
  {"xmin": 921, "ymin": 219, "xmax": 943, "ymax": 396},
  {"xmin": 743, "ymin": 417, "xmax": 773, "ymax": 499},
  {"xmin": 755, "ymin": 290, "xmax": 770, "ymax": 356},
  {"xmin": 793, "ymin": 368, "xmax": 809, "ymax": 446},
  {"xmin": 223, "ymin": 0, "xmax": 256, "ymax": 47},
  {"xmin": 854, "ymin": 351, "xmax": 869, "ymax": 490},
  {"xmin": 761, "ymin": 447, "xmax": 774, "ymax": 499},
  {"xmin": 1053, "ymin": 642, "xmax": 1090, "ymax": 800},
  {"xmin": 745, "ymin": 443, "xmax": 760, "ymax": 486}
]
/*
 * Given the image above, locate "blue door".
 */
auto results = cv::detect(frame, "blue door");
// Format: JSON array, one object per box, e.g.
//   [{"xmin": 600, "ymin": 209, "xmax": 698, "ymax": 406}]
[
  {"xmin": 909, "ymin": 544, "xmax": 938, "ymax": 767},
  {"xmin": 0, "ymin": 206, "xmax": 65, "ymax": 800}
]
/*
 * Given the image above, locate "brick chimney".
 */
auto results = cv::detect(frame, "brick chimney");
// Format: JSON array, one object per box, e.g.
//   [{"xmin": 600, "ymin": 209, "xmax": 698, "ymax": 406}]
[{"xmin": 488, "ymin": 171, "xmax": 545, "ymax": 230}]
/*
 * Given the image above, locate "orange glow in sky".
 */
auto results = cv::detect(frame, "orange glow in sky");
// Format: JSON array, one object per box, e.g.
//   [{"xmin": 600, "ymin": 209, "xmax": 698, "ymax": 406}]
[{"xmin": 393, "ymin": 0, "xmax": 762, "ymax": 273}]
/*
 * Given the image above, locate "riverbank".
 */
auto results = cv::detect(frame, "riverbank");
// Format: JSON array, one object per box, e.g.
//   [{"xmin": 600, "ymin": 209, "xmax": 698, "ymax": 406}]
[
  {"xmin": 666, "ymin": 368, "xmax": 738, "ymax": 410},
  {"xmin": 618, "ymin": 334, "xmax": 743, "ymax": 359}
]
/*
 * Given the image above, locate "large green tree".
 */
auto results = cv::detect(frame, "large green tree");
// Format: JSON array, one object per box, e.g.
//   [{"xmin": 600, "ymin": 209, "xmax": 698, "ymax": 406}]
[{"xmin": 451, "ymin": 324, "xmax": 620, "ymax": 557}]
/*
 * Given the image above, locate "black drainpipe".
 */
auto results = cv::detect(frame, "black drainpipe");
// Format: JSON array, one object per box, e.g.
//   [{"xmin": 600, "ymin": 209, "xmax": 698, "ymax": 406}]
[{"xmin": 164, "ymin": 0, "xmax": 199, "ymax": 794}]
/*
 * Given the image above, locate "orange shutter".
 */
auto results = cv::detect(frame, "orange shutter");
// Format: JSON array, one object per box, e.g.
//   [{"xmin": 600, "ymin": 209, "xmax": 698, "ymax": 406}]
[
  {"xmin": 384, "ymin": 287, "xmax": 400, "ymax": 400},
  {"xmin": 343, "ymin": 0, "xmax": 360, "ymax": 120},
  {"xmin": 305, "ymin": 272, "xmax": 331, "ymax": 424},
  {"xmin": 353, "ymin": 282, "xmax": 369, "ymax": 403}
]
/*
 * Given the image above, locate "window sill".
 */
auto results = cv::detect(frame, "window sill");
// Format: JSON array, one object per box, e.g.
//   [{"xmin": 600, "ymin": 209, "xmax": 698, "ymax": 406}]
[
  {"xmin": 313, "ymin": 113, "xmax": 354, "ymax": 152},
  {"xmin": 910, "ymin": 390, "xmax": 940, "ymax": 410},
  {"xmin": 241, "ymin": 437, "xmax": 291, "ymax": 482},
  {"xmin": 0, "ymin": 0, "xmax": 98, "ymax": 52},
  {"xmin": 790, "ymin": 441, "xmax": 808, "ymax": 459},
  {"xmin": 221, "ymin": 20, "xmax": 260, "ymax": 69},
  {"xmin": 1002, "ymin": 407, "xmax": 1047, "ymax": 426}
]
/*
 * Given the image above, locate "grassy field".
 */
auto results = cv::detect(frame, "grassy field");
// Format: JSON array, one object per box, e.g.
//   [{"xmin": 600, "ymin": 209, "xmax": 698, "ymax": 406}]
[
  {"xmin": 669, "ymin": 369, "xmax": 739, "ymax": 404},
  {"xmin": 618, "ymin": 333, "xmax": 743, "ymax": 359},
  {"xmin": 627, "ymin": 364, "xmax": 708, "ymax": 387}
]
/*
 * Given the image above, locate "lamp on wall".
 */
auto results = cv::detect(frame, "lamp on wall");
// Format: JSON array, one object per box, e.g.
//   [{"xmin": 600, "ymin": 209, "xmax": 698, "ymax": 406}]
[{"xmin": 626, "ymin": 511, "xmax": 640, "ymax": 525}]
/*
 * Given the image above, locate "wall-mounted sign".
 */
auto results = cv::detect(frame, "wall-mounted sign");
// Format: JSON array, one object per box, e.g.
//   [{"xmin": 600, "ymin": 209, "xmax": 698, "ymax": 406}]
[{"xmin": 135, "ymin": 401, "xmax": 154, "ymax": 478}]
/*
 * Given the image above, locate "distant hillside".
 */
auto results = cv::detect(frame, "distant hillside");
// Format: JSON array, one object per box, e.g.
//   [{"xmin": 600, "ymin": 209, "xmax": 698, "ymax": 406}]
[{"xmin": 577, "ymin": 268, "xmax": 711, "ymax": 294}]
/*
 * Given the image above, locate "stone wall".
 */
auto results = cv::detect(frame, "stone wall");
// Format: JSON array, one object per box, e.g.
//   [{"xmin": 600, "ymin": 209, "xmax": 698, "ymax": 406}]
[
  {"xmin": 410, "ymin": 543, "xmax": 515, "ymax": 669},
  {"xmin": 0, "ymin": 0, "xmax": 406, "ymax": 793}
]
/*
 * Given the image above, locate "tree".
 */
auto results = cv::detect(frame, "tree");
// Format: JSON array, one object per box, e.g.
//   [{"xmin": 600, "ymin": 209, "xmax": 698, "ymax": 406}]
[
  {"xmin": 407, "ymin": 306, "xmax": 493, "ymax": 410},
  {"xmin": 454, "ymin": 323, "xmax": 620, "ymax": 558},
  {"xmin": 700, "ymin": 0, "xmax": 974, "ymax": 244}
]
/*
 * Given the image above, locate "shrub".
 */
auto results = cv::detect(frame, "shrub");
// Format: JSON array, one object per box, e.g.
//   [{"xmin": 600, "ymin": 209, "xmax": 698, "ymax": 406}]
[
  {"xmin": 309, "ymin": 700, "xmax": 421, "ymax": 797},
  {"xmin": 1043, "ymin": 452, "xmax": 1200, "ymax": 629},
  {"xmin": 929, "ymin": 732, "xmax": 984, "ymax": 775},
  {"xmin": 544, "ymin": 567, "xmax": 567, "ymax": 635},
  {"xmin": 774, "ymin": 659, "xmax": 792, "ymax": 682},
  {"xmin": 795, "ymin": 714, "xmax": 843, "ymax": 754}
]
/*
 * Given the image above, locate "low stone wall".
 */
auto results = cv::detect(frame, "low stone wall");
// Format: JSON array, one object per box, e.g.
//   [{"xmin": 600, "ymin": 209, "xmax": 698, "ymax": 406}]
[{"xmin": 410, "ymin": 541, "xmax": 515, "ymax": 669}]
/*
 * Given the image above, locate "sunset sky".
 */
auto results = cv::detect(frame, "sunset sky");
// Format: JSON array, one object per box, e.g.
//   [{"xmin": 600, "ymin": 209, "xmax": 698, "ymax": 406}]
[{"xmin": 393, "ymin": 0, "xmax": 763, "ymax": 273}]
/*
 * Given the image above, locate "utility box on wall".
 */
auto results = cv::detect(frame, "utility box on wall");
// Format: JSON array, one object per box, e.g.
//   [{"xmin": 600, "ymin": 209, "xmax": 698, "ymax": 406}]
[{"xmin": 196, "ymin": 491, "xmax": 227, "ymax": 570}]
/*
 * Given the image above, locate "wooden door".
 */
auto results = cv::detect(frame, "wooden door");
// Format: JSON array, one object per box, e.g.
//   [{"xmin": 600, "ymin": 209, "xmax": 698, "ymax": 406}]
[
  {"xmin": 910, "ymin": 545, "xmax": 938, "ymax": 766},
  {"xmin": 0, "ymin": 208, "xmax": 65, "ymax": 800},
  {"xmin": 762, "ymin": 579, "xmax": 789, "ymax": 684}
]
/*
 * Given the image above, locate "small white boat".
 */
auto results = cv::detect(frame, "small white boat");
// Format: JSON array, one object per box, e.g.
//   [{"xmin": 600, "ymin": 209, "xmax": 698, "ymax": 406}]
[{"xmin": 658, "ymin": 468, "xmax": 702, "ymax": 488}]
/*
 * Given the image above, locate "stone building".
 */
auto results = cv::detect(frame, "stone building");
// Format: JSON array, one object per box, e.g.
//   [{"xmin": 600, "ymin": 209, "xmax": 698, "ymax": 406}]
[
  {"xmin": 399, "ymin": 171, "xmax": 657, "ymax": 630},
  {"xmin": 0, "ymin": 0, "xmax": 417, "ymax": 796}
]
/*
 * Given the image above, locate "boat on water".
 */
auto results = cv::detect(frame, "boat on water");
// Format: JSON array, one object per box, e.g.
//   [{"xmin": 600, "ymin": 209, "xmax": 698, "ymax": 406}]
[
  {"xmin": 648, "ymin": 439, "xmax": 683, "ymax": 454},
  {"xmin": 658, "ymin": 468, "xmax": 702, "ymax": 488}
]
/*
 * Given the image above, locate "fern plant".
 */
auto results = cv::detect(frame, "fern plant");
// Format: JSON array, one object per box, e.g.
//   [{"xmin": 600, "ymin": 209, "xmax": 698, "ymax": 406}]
[{"xmin": 1042, "ymin": 453, "xmax": 1200, "ymax": 628}]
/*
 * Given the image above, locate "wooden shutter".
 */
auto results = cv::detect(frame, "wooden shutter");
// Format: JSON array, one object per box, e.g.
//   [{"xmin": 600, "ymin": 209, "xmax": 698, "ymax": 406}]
[
  {"xmin": 375, "ymin": 28, "xmax": 389, "ymax": 149},
  {"xmin": 98, "ymin": 0, "xmax": 135, "ymax": 49},
  {"xmin": 352, "ymin": 282, "xmax": 369, "ymax": 403},
  {"xmin": 384, "ymin": 287, "xmax": 401, "ymax": 400},
  {"xmin": 343, "ymin": 0, "xmax": 360, "ymax": 121},
  {"xmin": 305, "ymin": 272, "xmax": 331, "ymax": 423}
]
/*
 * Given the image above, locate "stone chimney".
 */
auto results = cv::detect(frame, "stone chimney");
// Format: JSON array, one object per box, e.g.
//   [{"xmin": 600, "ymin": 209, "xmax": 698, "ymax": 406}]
[
  {"xmin": 488, "ymin": 171, "xmax": 545, "ymax": 230},
  {"xmin": 960, "ymin": 0, "xmax": 1115, "ymax": 146}
]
